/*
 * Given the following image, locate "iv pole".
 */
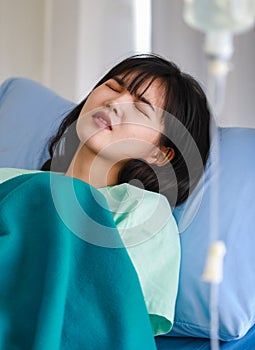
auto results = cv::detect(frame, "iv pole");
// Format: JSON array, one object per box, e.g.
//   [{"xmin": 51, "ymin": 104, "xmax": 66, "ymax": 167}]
[{"xmin": 183, "ymin": 1, "xmax": 255, "ymax": 349}]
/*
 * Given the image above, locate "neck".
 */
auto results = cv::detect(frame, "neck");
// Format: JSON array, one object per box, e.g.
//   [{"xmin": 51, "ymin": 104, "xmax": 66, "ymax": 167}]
[{"xmin": 65, "ymin": 145, "xmax": 123, "ymax": 188}]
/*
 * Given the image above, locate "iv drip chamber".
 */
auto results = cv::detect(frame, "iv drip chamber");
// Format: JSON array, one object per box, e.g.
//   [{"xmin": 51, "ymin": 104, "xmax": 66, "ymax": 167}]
[
  {"xmin": 183, "ymin": 0, "xmax": 255, "ymax": 59},
  {"xmin": 183, "ymin": 0, "xmax": 255, "ymax": 35}
]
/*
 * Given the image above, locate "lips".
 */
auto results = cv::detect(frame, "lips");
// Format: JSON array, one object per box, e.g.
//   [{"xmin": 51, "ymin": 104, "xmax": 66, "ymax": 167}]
[{"xmin": 92, "ymin": 111, "xmax": 112, "ymax": 130}]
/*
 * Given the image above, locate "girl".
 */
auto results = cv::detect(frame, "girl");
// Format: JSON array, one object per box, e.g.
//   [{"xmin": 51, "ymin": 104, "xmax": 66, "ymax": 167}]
[
  {"xmin": 42, "ymin": 53, "xmax": 210, "ymax": 207},
  {"xmin": 0, "ymin": 54, "xmax": 211, "ymax": 338}
]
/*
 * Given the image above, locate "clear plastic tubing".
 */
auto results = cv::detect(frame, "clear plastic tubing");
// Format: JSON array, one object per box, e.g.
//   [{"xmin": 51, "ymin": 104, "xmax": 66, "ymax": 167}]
[{"xmin": 183, "ymin": 1, "xmax": 255, "ymax": 349}]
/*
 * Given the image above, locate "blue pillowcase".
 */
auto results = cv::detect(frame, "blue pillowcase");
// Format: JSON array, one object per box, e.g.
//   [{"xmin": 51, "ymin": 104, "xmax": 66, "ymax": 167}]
[
  {"xmin": 0, "ymin": 77, "xmax": 255, "ymax": 341},
  {"xmin": 172, "ymin": 127, "xmax": 255, "ymax": 340},
  {"xmin": 0, "ymin": 78, "xmax": 75, "ymax": 169}
]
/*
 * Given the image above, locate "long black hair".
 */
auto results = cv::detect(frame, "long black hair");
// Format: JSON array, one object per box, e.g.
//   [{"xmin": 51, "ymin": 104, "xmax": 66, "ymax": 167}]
[{"xmin": 41, "ymin": 54, "xmax": 211, "ymax": 207}]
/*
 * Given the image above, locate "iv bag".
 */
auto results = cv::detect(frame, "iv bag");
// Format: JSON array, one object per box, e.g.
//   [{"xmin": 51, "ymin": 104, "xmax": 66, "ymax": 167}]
[{"xmin": 183, "ymin": 0, "xmax": 255, "ymax": 34}]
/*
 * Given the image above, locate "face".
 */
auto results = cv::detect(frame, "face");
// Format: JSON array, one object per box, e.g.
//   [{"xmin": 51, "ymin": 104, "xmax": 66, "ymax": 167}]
[{"xmin": 76, "ymin": 74, "xmax": 166, "ymax": 165}]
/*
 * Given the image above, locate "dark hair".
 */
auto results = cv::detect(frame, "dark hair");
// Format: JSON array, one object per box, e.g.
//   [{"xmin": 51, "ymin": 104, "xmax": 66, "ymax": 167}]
[{"xmin": 41, "ymin": 53, "xmax": 211, "ymax": 207}]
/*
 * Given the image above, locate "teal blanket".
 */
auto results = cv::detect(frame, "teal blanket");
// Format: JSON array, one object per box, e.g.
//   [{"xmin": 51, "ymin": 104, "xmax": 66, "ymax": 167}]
[{"xmin": 0, "ymin": 172, "xmax": 156, "ymax": 350}]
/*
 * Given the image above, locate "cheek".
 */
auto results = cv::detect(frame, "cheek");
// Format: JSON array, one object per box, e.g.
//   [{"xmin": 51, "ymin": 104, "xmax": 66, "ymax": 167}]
[
  {"xmin": 76, "ymin": 117, "xmax": 84, "ymax": 142},
  {"xmin": 76, "ymin": 112, "xmax": 95, "ymax": 144},
  {"xmin": 125, "ymin": 125, "xmax": 161, "ymax": 145},
  {"xmin": 80, "ymin": 87, "xmax": 105, "ymax": 115},
  {"xmin": 115, "ymin": 125, "xmax": 160, "ymax": 157},
  {"xmin": 80, "ymin": 98, "xmax": 95, "ymax": 116}
]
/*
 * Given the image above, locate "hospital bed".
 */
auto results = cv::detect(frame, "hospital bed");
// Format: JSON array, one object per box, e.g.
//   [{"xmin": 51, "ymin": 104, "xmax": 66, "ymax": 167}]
[{"xmin": 0, "ymin": 77, "xmax": 255, "ymax": 349}]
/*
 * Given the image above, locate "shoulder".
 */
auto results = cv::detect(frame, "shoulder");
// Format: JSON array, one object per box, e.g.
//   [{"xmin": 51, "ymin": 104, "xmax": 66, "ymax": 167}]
[
  {"xmin": 99, "ymin": 183, "xmax": 178, "ymax": 245},
  {"xmin": 99, "ymin": 183, "xmax": 170, "ymax": 216},
  {"xmin": 99, "ymin": 184, "xmax": 180, "ymax": 335}
]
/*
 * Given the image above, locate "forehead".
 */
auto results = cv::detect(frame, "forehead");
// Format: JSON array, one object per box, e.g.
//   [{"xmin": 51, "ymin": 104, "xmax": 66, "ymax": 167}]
[{"xmin": 114, "ymin": 71, "xmax": 166, "ymax": 109}]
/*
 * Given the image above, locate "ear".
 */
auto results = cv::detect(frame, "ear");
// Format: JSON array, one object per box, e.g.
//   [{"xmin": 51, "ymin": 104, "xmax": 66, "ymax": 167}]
[{"xmin": 146, "ymin": 146, "xmax": 175, "ymax": 167}]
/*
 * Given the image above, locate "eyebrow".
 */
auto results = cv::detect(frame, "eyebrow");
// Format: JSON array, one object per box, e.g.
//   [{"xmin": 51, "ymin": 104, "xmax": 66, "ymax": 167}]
[{"xmin": 112, "ymin": 76, "xmax": 155, "ymax": 112}]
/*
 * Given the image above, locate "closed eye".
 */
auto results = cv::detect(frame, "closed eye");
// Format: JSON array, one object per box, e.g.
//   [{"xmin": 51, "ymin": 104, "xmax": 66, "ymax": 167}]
[
  {"xmin": 105, "ymin": 79, "xmax": 123, "ymax": 93},
  {"xmin": 105, "ymin": 84, "xmax": 120, "ymax": 92},
  {"xmin": 135, "ymin": 103, "xmax": 150, "ymax": 118}
]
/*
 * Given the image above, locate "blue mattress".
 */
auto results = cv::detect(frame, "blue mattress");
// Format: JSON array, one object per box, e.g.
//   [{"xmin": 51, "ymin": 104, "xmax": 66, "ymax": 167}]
[{"xmin": 155, "ymin": 323, "xmax": 255, "ymax": 350}]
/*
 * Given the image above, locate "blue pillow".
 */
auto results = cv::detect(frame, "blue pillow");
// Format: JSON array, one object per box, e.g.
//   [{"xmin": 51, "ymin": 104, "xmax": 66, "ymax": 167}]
[
  {"xmin": 0, "ymin": 78, "xmax": 76, "ymax": 169},
  {"xmin": 171, "ymin": 127, "xmax": 255, "ymax": 340},
  {"xmin": 0, "ymin": 77, "xmax": 255, "ymax": 341}
]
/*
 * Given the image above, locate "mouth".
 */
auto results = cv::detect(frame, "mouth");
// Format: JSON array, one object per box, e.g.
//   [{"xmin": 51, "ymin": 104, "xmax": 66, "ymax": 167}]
[{"xmin": 92, "ymin": 111, "xmax": 112, "ymax": 131}]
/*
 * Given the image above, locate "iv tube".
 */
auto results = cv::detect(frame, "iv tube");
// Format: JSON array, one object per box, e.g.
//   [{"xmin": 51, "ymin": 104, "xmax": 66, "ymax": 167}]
[{"xmin": 183, "ymin": 1, "xmax": 255, "ymax": 349}]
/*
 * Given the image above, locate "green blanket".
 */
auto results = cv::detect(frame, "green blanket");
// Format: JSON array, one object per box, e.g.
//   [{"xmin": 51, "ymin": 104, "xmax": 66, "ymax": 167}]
[{"xmin": 0, "ymin": 172, "xmax": 156, "ymax": 350}]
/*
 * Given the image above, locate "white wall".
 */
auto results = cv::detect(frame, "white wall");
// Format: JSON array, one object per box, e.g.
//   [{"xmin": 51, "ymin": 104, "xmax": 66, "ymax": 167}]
[
  {"xmin": 42, "ymin": 0, "xmax": 80, "ymax": 100},
  {"xmin": 0, "ymin": 0, "xmax": 136, "ymax": 101},
  {"xmin": 0, "ymin": 0, "xmax": 44, "ymax": 83},
  {"xmin": 74, "ymin": 0, "xmax": 136, "ymax": 101},
  {"xmin": 43, "ymin": 0, "xmax": 137, "ymax": 101}
]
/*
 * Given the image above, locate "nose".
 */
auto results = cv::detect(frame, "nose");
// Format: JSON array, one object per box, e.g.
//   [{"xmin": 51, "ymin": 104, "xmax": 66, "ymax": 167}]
[
  {"xmin": 105, "ymin": 91, "xmax": 134, "ymax": 119},
  {"xmin": 105, "ymin": 103, "xmax": 120, "ymax": 118}
]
